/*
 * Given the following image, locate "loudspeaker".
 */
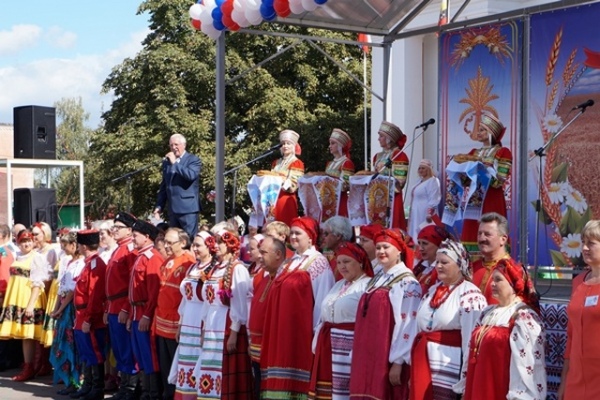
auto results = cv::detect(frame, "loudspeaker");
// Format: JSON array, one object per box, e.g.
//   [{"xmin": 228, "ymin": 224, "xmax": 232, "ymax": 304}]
[
  {"xmin": 13, "ymin": 188, "xmax": 58, "ymax": 231},
  {"xmin": 13, "ymin": 105, "xmax": 56, "ymax": 159}
]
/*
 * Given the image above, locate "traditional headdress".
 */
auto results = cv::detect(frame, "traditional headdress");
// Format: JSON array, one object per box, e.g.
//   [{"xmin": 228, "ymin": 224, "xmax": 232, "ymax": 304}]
[
  {"xmin": 217, "ymin": 230, "xmax": 241, "ymax": 254},
  {"xmin": 290, "ymin": 216, "xmax": 319, "ymax": 246},
  {"xmin": 419, "ymin": 159, "xmax": 437, "ymax": 176},
  {"xmin": 335, "ymin": 242, "xmax": 374, "ymax": 277},
  {"xmin": 17, "ymin": 230, "xmax": 34, "ymax": 244},
  {"xmin": 197, "ymin": 231, "xmax": 218, "ymax": 254},
  {"xmin": 374, "ymin": 228, "xmax": 411, "ymax": 266},
  {"xmin": 330, "ymin": 128, "xmax": 352, "ymax": 158},
  {"xmin": 479, "ymin": 113, "xmax": 506, "ymax": 145},
  {"xmin": 494, "ymin": 259, "xmax": 540, "ymax": 312},
  {"xmin": 359, "ymin": 223, "xmax": 384, "ymax": 241},
  {"xmin": 417, "ymin": 225, "xmax": 450, "ymax": 248},
  {"xmin": 378, "ymin": 121, "xmax": 406, "ymax": 149},
  {"xmin": 77, "ymin": 230, "xmax": 100, "ymax": 246},
  {"xmin": 279, "ymin": 129, "xmax": 301, "ymax": 155},
  {"xmin": 437, "ymin": 239, "xmax": 471, "ymax": 279},
  {"xmin": 114, "ymin": 212, "xmax": 137, "ymax": 227},
  {"xmin": 132, "ymin": 220, "xmax": 159, "ymax": 241}
]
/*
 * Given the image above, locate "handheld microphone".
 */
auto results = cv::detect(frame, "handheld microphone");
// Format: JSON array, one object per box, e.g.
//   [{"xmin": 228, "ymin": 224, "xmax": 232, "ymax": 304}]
[
  {"xmin": 416, "ymin": 118, "xmax": 436, "ymax": 129},
  {"xmin": 372, "ymin": 157, "xmax": 393, "ymax": 179},
  {"xmin": 269, "ymin": 143, "xmax": 283, "ymax": 151},
  {"xmin": 571, "ymin": 99, "xmax": 594, "ymax": 111}
]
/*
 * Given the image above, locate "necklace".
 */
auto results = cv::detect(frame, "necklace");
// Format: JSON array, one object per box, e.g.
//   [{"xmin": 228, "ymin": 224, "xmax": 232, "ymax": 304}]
[
  {"xmin": 327, "ymin": 274, "xmax": 366, "ymax": 319},
  {"xmin": 426, "ymin": 279, "xmax": 464, "ymax": 330},
  {"xmin": 472, "ymin": 297, "xmax": 520, "ymax": 356}
]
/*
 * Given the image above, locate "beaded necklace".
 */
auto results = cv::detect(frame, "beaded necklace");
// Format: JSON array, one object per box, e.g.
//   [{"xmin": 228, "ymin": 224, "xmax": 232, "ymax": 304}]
[{"xmin": 426, "ymin": 278, "xmax": 464, "ymax": 330}]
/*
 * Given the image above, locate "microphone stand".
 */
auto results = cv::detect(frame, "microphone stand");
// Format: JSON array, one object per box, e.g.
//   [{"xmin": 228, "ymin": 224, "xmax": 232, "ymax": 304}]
[
  {"xmin": 405, "ymin": 124, "xmax": 433, "ymax": 219},
  {"xmin": 224, "ymin": 146, "xmax": 281, "ymax": 218},
  {"xmin": 530, "ymin": 106, "xmax": 589, "ymax": 288},
  {"xmin": 111, "ymin": 161, "xmax": 160, "ymax": 213}
]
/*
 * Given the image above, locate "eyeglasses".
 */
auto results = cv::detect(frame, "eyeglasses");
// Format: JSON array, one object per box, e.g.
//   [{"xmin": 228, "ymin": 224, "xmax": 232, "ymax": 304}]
[
  {"xmin": 111, "ymin": 225, "xmax": 128, "ymax": 231},
  {"xmin": 164, "ymin": 240, "xmax": 180, "ymax": 246}
]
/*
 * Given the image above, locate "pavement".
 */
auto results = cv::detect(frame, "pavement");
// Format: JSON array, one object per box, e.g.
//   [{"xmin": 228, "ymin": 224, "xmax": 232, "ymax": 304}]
[{"xmin": 0, "ymin": 368, "xmax": 113, "ymax": 400}]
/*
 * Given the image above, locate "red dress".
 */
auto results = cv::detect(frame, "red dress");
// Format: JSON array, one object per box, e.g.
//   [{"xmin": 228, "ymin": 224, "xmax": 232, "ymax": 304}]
[
  {"xmin": 471, "ymin": 255, "xmax": 513, "ymax": 305},
  {"xmin": 564, "ymin": 272, "xmax": 600, "ymax": 398},
  {"xmin": 271, "ymin": 157, "xmax": 305, "ymax": 226},
  {"xmin": 260, "ymin": 269, "xmax": 314, "ymax": 399},
  {"xmin": 373, "ymin": 148, "xmax": 408, "ymax": 230},
  {"xmin": 460, "ymin": 146, "xmax": 512, "ymax": 254},
  {"xmin": 325, "ymin": 156, "xmax": 355, "ymax": 217}
]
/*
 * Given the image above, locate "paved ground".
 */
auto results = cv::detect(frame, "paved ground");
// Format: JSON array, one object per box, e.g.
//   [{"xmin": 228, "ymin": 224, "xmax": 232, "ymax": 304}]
[{"xmin": 0, "ymin": 368, "xmax": 114, "ymax": 399}]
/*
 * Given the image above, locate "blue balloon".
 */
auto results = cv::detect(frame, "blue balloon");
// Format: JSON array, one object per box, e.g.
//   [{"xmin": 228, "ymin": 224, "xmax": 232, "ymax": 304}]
[
  {"xmin": 260, "ymin": 3, "xmax": 276, "ymax": 20},
  {"xmin": 215, "ymin": 0, "xmax": 225, "ymax": 5},
  {"xmin": 263, "ymin": 0, "xmax": 274, "ymax": 6},
  {"xmin": 315, "ymin": 0, "xmax": 327, "ymax": 4},
  {"xmin": 213, "ymin": 18, "xmax": 226, "ymax": 31},
  {"xmin": 211, "ymin": 7, "xmax": 225, "ymax": 30}
]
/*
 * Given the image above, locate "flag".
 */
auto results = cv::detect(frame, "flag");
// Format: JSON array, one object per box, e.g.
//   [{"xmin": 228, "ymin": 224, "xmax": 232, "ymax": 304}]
[
  {"xmin": 358, "ymin": 33, "xmax": 371, "ymax": 54},
  {"xmin": 438, "ymin": 0, "xmax": 448, "ymax": 27}
]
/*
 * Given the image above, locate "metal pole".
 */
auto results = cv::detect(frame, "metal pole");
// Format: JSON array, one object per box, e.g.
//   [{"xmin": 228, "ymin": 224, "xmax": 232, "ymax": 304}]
[
  {"xmin": 79, "ymin": 162, "xmax": 85, "ymax": 229},
  {"xmin": 363, "ymin": 50, "xmax": 368, "ymax": 170},
  {"xmin": 215, "ymin": 33, "xmax": 226, "ymax": 223}
]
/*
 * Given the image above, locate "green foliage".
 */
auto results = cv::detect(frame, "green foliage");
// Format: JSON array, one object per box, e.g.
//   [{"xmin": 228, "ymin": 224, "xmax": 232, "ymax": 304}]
[{"xmin": 86, "ymin": 0, "xmax": 371, "ymax": 220}]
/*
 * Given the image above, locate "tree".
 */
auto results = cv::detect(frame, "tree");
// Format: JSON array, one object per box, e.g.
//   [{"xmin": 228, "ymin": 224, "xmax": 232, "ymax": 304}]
[{"xmin": 87, "ymin": 0, "xmax": 371, "ymax": 222}]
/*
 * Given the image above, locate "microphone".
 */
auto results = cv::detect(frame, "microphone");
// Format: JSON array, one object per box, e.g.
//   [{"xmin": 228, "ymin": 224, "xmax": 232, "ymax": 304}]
[
  {"xmin": 571, "ymin": 99, "xmax": 594, "ymax": 111},
  {"xmin": 416, "ymin": 118, "xmax": 436, "ymax": 129},
  {"xmin": 269, "ymin": 143, "xmax": 283, "ymax": 151},
  {"xmin": 372, "ymin": 157, "xmax": 393, "ymax": 179}
]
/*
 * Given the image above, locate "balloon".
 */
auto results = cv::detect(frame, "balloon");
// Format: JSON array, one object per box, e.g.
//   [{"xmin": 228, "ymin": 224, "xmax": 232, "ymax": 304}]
[
  {"xmin": 314, "ymin": 0, "xmax": 327, "ymax": 4},
  {"xmin": 222, "ymin": 0, "xmax": 240, "ymax": 31},
  {"xmin": 205, "ymin": 0, "xmax": 217, "ymax": 10},
  {"xmin": 202, "ymin": 22, "xmax": 222, "ymax": 39},
  {"xmin": 232, "ymin": 8, "xmax": 251, "ymax": 28},
  {"xmin": 246, "ymin": 0, "xmax": 261, "ymax": 10},
  {"xmin": 301, "ymin": 0, "xmax": 317, "ymax": 12},
  {"xmin": 212, "ymin": 7, "xmax": 226, "ymax": 30},
  {"xmin": 189, "ymin": 3, "xmax": 204, "ymax": 20},
  {"xmin": 191, "ymin": 18, "xmax": 202, "ymax": 30},
  {"xmin": 289, "ymin": 0, "xmax": 304, "ymax": 14},
  {"xmin": 245, "ymin": 7, "xmax": 263, "ymax": 25},
  {"xmin": 274, "ymin": 0, "xmax": 291, "ymax": 17},
  {"xmin": 260, "ymin": 1, "xmax": 276, "ymax": 20}
]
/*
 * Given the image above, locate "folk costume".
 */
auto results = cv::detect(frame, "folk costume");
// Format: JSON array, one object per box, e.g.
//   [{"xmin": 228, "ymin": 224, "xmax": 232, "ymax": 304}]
[
  {"xmin": 270, "ymin": 129, "xmax": 305, "ymax": 226},
  {"xmin": 349, "ymin": 230, "xmax": 422, "ymax": 400},
  {"xmin": 325, "ymin": 128, "xmax": 355, "ymax": 217},
  {"xmin": 155, "ymin": 250, "xmax": 195, "ymax": 400},
  {"xmin": 309, "ymin": 243, "xmax": 373, "ymax": 400},
  {"xmin": 412, "ymin": 225, "xmax": 450, "ymax": 294},
  {"xmin": 195, "ymin": 231, "xmax": 252, "ymax": 399},
  {"xmin": 411, "ymin": 240, "xmax": 486, "ymax": 400},
  {"xmin": 260, "ymin": 267, "xmax": 314, "ymax": 399},
  {"xmin": 73, "ymin": 230, "xmax": 108, "ymax": 400},
  {"xmin": 462, "ymin": 260, "xmax": 545, "ymax": 400},
  {"xmin": 471, "ymin": 255, "xmax": 515, "ymax": 305},
  {"xmin": 372, "ymin": 121, "xmax": 409, "ymax": 230}
]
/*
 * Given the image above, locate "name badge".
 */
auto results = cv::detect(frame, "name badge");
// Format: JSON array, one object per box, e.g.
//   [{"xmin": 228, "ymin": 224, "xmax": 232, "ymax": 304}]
[{"xmin": 585, "ymin": 295, "xmax": 599, "ymax": 307}]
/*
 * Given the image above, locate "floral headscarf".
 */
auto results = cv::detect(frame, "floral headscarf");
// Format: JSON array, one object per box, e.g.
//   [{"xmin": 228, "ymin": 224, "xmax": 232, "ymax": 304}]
[{"xmin": 437, "ymin": 239, "xmax": 471, "ymax": 279}]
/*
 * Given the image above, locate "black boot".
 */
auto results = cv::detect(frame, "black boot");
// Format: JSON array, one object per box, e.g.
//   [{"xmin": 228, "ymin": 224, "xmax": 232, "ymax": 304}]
[
  {"xmin": 147, "ymin": 372, "xmax": 161, "ymax": 400},
  {"xmin": 109, "ymin": 373, "xmax": 138, "ymax": 400},
  {"xmin": 81, "ymin": 363, "xmax": 105, "ymax": 400},
  {"xmin": 70, "ymin": 364, "xmax": 92, "ymax": 399}
]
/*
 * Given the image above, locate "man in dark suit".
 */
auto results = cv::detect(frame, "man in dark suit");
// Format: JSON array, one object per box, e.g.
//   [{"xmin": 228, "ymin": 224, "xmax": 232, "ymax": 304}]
[{"xmin": 153, "ymin": 134, "xmax": 201, "ymax": 238}]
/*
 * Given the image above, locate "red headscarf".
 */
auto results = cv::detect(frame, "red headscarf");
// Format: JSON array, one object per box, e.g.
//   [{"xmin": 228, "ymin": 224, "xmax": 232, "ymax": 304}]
[
  {"xmin": 417, "ymin": 225, "xmax": 450, "ymax": 248},
  {"xmin": 495, "ymin": 259, "xmax": 540, "ymax": 313},
  {"xmin": 359, "ymin": 223, "xmax": 384, "ymax": 241},
  {"xmin": 290, "ymin": 216, "xmax": 319, "ymax": 246},
  {"xmin": 17, "ymin": 230, "xmax": 34, "ymax": 244},
  {"xmin": 374, "ymin": 228, "xmax": 414, "ymax": 269},
  {"xmin": 335, "ymin": 242, "xmax": 374, "ymax": 277}
]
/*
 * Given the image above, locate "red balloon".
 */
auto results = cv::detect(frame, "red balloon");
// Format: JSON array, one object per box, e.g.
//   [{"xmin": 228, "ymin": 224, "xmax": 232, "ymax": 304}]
[
  {"xmin": 221, "ymin": 0, "xmax": 241, "ymax": 31},
  {"xmin": 190, "ymin": 18, "xmax": 202, "ymax": 30},
  {"xmin": 274, "ymin": 0, "xmax": 291, "ymax": 17}
]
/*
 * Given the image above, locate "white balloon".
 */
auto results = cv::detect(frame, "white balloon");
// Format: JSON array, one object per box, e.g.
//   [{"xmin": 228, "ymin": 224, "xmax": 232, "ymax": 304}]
[
  {"xmin": 301, "ymin": 0, "xmax": 317, "ymax": 12},
  {"xmin": 289, "ymin": 0, "xmax": 304, "ymax": 14},
  {"xmin": 202, "ymin": 22, "xmax": 222, "ymax": 40},
  {"xmin": 232, "ymin": 9, "xmax": 250, "ymax": 27},
  {"xmin": 199, "ymin": 7, "xmax": 214, "ymax": 25},
  {"xmin": 204, "ymin": 0, "xmax": 217, "ymax": 11},
  {"xmin": 246, "ymin": 8, "xmax": 263, "ymax": 25},
  {"xmin": 246, "ymin": 0, "xmax": 260, "ymax": 11},
  {"xmin": 189, "ymin": 4, "xmax": 203, "ymax": 20}
]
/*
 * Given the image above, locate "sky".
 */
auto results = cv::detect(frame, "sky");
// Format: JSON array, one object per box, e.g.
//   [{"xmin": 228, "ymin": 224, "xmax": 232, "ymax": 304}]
[{"xmin": 0, "ymin": 1, "xmax": 151, "ymax": 128}]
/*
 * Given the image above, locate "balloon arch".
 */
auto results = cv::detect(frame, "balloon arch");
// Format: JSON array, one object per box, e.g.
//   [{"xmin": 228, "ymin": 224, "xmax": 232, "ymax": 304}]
[{"xmin": 188, "ymin": 0, "xmax": 327, "ymax": 40}]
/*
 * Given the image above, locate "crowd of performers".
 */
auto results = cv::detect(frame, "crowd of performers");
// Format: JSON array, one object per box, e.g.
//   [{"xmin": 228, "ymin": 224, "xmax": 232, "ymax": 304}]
[{"xmin": 0, "ymin": 113, "xmax": 596, "ymax": 400}]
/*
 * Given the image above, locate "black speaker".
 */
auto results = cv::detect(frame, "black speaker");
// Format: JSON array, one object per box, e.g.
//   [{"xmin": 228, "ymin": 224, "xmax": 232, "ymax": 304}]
[
  {"xmin": 13, "ymin": 105, "xmax": 56, "ymax": 159},
  {"xmin": 13, "ymin": 188, "xmax": 58, "ymax": 231}
]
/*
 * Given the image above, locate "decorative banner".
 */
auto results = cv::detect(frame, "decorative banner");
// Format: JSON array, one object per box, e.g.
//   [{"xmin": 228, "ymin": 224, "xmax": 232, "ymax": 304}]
[
  {"xmin": 247, "ymin": 174, "xmax": 283, "ymax": 226},
  {"xmin": 439, "ymin": 21, "xmax": 522, "ymax": 258},
  {"xmin": 349, "ymin": 175, "xmax": 396, "ymax": 227},
  {"xmin": 442, "ymin": 160, "xmax": 494, "ymax": 226},
  {"xmin": 541, "ymin": 301, "xmax": 568, "ymax": 399},
  {"xmin": 528, "ymin": 3, "xmax": 600, "ymax": 268},
  {"xmin": 298, "ymin": 175, "xmax": 342, "ymax": 224}
]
